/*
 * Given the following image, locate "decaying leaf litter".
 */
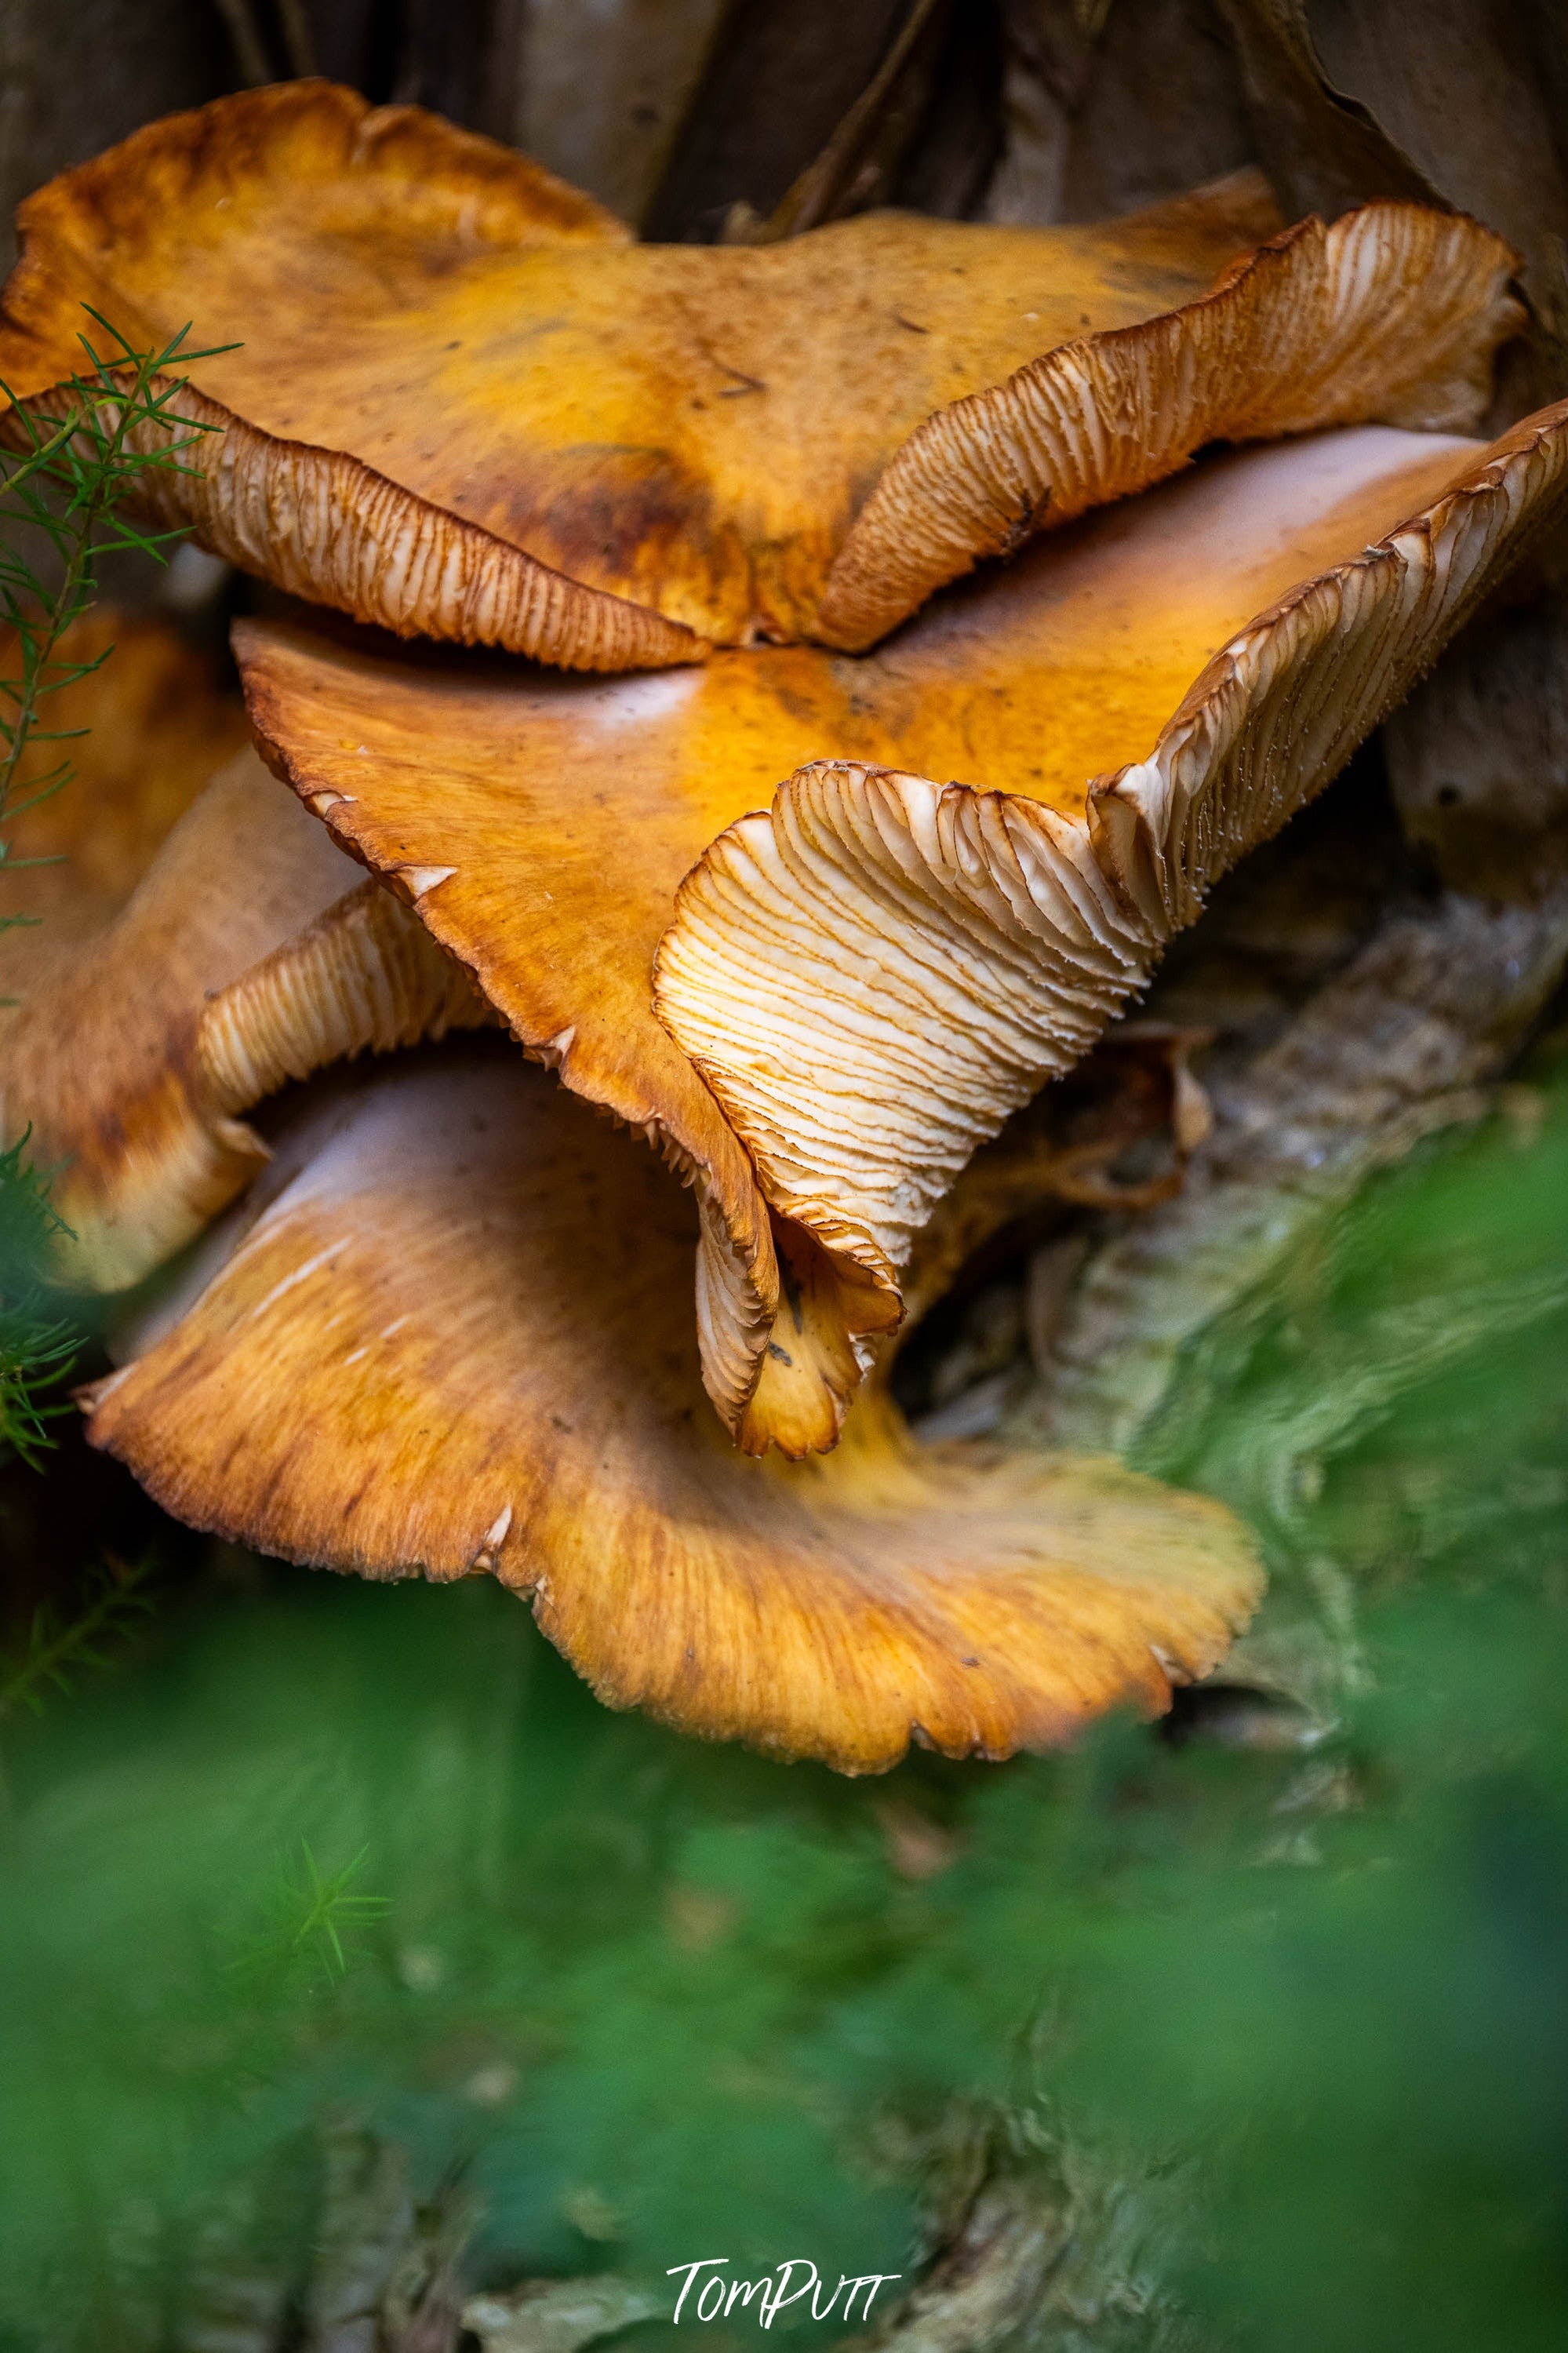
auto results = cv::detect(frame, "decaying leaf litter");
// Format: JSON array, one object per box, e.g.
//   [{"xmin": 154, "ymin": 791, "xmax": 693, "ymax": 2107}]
[{"xmin": 2, "ymin": 2, "xmax": 1568, "ymax": 2345}]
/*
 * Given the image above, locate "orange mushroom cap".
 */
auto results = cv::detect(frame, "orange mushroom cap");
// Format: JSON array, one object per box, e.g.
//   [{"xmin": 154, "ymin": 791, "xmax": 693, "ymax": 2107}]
[
  {"xmin": 0, "ymin": 81, "xmax": 1523, "ymax": 663},
  {"xmin": 84, "ymin": 1042, "xmax": 1262, "ymax": 1774},
  {"xmin": 241, "ymin": 404, "xmax": 1568, "ymax": 1457},
  {"xmin": 0, "ymin": 617, "xmax": 486, "ymax": 1288},
  {"xmin": 656, "ymin": 410, "xmax": 1568, "ymax": 1332}
]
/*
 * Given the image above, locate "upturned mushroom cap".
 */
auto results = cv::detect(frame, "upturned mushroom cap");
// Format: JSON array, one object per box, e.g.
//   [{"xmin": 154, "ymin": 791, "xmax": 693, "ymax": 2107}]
[
  {"xmin": 0, "ymin": 617, "xmax": 486, "ymax": 1288},
  {"xmin": 241, "ymin": 404, "xmax": 1568, "ymax": 1455},
  {"xmin": 0, "ymin": 80, "xmax": 1524, "ymax": 661},
  {"xmin": 83, "ymin": 1042, "xmax": 1262, "ymax": 1774},
  {"xmin": 660, "ymin": 404, "xmax": 1568, "ymax": 1400}
]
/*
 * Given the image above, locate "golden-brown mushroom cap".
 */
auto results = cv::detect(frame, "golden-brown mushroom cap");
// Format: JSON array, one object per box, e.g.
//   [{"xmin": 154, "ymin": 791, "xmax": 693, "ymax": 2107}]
[
  {"xmin": 657, "ymin": 405, "xmax": 1568, "ymax": 1392},
  {"xmin": 0, "ymin": 617, "xmax": 486, "ymax": 1288},
  {"xmin": 84, "ymin": 1041, "xmax": 1262, "ymax": 1774},
  {"xmin": 0, "ymin": 80, "xmax": 1524, "ymax": 662},
  {"xmin": 240, "ymin": 405, "xmax": 1568, "ymax": 1456}
]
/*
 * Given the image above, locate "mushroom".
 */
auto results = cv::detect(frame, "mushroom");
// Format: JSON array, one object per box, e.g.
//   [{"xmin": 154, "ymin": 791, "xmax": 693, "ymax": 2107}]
[
  {"xmin": 9, "ymin": 89, "xmax": 1558, "ymax": 1772},
  {"xmin": 0, "ymin": 80, "xmax": 1523, "ymax": 665},
  {"xmin": 83, "ymin": 1040, "xmax": 1263, "ymax": 1772},
  {"xmin": 240, "ymin": 402, "xmax": 1568, "ymax": 1456},
  {"xmin": 0, "ymin": 610, "xmax": 247, "ymax": 926},
  {"xmin": 0, "ymin": 615, "xmax": 487, "ymax": 1287}
]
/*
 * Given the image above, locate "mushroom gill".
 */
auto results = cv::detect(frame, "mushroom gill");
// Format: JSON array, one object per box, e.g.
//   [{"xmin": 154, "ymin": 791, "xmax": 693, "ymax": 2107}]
[
  {"xmin": 0, "ymin": 79, "xmax": 1523, "ymax": 663},
  {"xmin": 83, "ymin": 1041, "xmax": 1262, "ymax": 1775},
  {"xmin": 241, "ymin": 403, "xmax": 1568, "ymax": 1457},
  {"xmin": 0, "ymin": 616, "xmax": 487, "ymax": 1288}
]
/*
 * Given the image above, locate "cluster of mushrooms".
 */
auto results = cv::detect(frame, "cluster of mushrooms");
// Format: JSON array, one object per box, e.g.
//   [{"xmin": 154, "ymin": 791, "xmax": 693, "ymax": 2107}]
[{"xmin": 3, "ymin": 79, "xmax": 1564, "ymax": 1772}]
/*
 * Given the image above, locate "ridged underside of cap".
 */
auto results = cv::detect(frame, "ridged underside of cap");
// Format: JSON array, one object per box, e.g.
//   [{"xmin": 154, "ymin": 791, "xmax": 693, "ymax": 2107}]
[
  {"xmin": 15, "ymin": 380, "xmax": 706, "ymax": 672},
  {"xmin": 656, "ymin": 767, "xmax": 1154, "ymax": 1287},
  {"xmin": 0, "ymin": 738, "xmax": 487, "ymax": 1293},
  {"xmin": 1091, "ymin": 404, "xmax": 1568, "ymax": 934},
  {"xmin": 198, "ymin": 876, "xmax": 491, "ymax": 1124},
  {"xmin": 0, "ymin": 78, "xmax": 1522, "ymax": 660},
  {"xmin": 656, "ymin": 401, "xmax": 1568, "ymax": 1376},
  {"xmin": 816, "ymin": 202, "xmax": 1524, "ymax": 650}
]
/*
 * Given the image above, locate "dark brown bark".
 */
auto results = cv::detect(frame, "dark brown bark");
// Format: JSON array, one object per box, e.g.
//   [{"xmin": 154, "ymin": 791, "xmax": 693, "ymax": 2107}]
[
  {"xmin": 987, "ymin": 0, "xmax": 1255, "ymax": 225},
  {"xmin": 1217, "ymin": 0, "xmax": 1568, "ymax": 402}
]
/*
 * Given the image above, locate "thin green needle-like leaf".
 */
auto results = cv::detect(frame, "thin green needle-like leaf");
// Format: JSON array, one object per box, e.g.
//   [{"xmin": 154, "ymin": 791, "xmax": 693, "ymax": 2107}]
[{"xmin": 0, "ymin": 1555, "xmax": 155, "ymax": 1719}]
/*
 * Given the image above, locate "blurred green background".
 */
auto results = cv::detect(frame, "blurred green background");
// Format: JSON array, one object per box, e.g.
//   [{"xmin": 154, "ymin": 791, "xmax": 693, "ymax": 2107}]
[{"xmin": 2, "ymin": 1039, "xmax": 1566, "ymax": 2352}]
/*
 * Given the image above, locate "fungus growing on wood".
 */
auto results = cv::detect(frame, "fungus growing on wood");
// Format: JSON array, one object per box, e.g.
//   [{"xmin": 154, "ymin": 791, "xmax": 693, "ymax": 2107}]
[
  {"xmin": 84, "ymin": 1044, "xmax": 1263, "ymax": 1773},
  {"xmin": 242, "ymin": 402, "xmax": 1568, "ymax": 1456},
  {"xmin": 0, "ymin": 617, "xmax": 486, "ymax": 1287},
  {"xmin": 0, "ymin": 80, "xmax": 1525, "ymax": 664}
]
